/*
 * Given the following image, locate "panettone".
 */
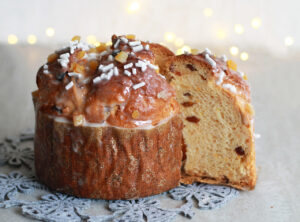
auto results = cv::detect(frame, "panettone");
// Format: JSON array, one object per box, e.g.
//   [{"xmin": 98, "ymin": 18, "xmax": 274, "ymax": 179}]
[
  {"xmin": 32, "ymin": 35, "xmax": 183, "ymax": 199},
  {"xmin": 162, "ymin": 50, "xmax": 256, "ymax": 190},
  {"xmin": 33, "ymin": 34, "xmax": 257, "ymax": 200}
]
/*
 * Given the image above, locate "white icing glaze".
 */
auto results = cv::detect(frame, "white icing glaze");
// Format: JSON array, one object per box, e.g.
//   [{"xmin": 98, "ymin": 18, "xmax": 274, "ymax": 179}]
[
  {"xmin": 51, "ymin": 114, "xmax": 173, "ymax": 130},
  {"xmin": 216, "ymin": 70, "xmax": 225, "ymax": 85},
  {"xmin": 133, "ymin": 82, "xmax": 145, "ymax": 90},
  {"xmin": 222, "ymin": 83, "xmax": 237, "ymax": 93},
  {"xmin": 65, "ymin": 81, "xmax": 74, "ymax": 90},
  {"xmin": 204, "ymin": 54, "xmax": 216, "ymax": 68}
]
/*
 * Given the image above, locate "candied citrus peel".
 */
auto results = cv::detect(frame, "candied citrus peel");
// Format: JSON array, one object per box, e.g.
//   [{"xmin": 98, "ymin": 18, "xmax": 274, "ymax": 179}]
[
  {"xmin": 76, "ymin": 51, "xmax": 86, "ymax": 59},
  {"xmin": 132, "ymin": 110, "xmax": 140, "ymax": 119},
  {"xmin": 71, "ymin": 35, "xmax": 81, "ymax": 42},
  {"xmin": 96, "ymin": 44, "xmax": 107, "ymax": 53},
  {"xmin": 89, "ymin": 60, "xmax": 99, "ymax": 73},
  {"xmin": 227, "ymin": 60, "xmax": 237, "ymax": 71},
  {"xmin": 70, "ymin": 63, "xmax": 85, "ymax": 73},
  {"xmin": 126, "ymin": 34, "xmax": 136, "ymax": 40},
  {"xmin": 115, "ymin": 51, "xmax": 128, "ymax": 63},
  {"xmin": 73, "ymin": 114, "xmax": 84, "ymax": 126},
  {"xmin": 47, "ymin": 53, "xmax": 58, "ymax": 63}
]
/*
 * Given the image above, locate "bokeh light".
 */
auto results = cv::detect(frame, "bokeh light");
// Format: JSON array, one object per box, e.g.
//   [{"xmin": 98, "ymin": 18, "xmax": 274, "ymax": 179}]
[
  {"xmin": 27, "ymin": 35, "xmax": 37, "ymax": 44},
  {"xmin": 45, "ymin": 27, "xmax": 55, "ymax": 37},
  {"xmin": 7, "ymin": 34, "xmax": 18, "ymax": 44},
  {"xmin": 229, "ymin": 46, "xmax": 239, "ymax": 56}
]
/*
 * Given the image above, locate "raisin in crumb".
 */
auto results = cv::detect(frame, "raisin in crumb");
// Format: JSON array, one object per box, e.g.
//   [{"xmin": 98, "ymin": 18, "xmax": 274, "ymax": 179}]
[
  {"xmin": 235, "ymin": 146, "xmax": 245, "ymax": 155},
  {"xmin": 174, "ymin": 71, "xmax": 182, "ymax": 76},
  {"xmin": 186, "ymin": 116, "xmax": 200, "ymax": 123},
  {"xmin": 200, "ymin": 75, "xmax": 207, "ymax": 80},
  {"xmin": 223, "ymin": 175, "xmax": 229, "ymax": 183},
  {"xmin": 186, "ymin": 64, "xmax": 197, "ymax": 71},
  {"xmin": 183, "ymin": 92, "xmax": 192, "ymax": 97},
  {"xmin": 181, "ymin": 102, "xmax": 195, "ymax": 107}
]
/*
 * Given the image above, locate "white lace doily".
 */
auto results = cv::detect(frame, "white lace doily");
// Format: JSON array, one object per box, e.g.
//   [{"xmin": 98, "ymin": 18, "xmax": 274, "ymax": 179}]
[{"xmin": 0, "ymin": 130, "xmax": 239, "ymax": 222}]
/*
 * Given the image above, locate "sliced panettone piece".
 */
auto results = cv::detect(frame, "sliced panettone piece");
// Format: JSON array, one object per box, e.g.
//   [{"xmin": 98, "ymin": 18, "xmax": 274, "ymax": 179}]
[{"xmin": 163, "ymin": 51, "xmax": 256, "ymax": 190}]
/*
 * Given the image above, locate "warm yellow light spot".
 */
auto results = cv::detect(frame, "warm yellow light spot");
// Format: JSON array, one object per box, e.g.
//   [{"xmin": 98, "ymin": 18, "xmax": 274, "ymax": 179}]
[
  {"xmin": 176, "ymin": 49, "xmax": 183, "ymax": 55},
  {"xmin": 229, "ymin": 46, "xmax": 239, "ymax": 56},
  {"xmin": 27, "ymin": 35, "xmax": 37, "ymax": 44},
  {"xmin": 86, "ymin": 35, "xmax": 97, "ymax": 45},
  {"xmin": 7, "ymin": 34, "xmax": 18, "ymax": 45},
  {"xmin": 106, "ymin": 41, "xmax": 112, "ymax": 46},
  {"xmin": 251, "ymin": 17, "xmax": 262, "ymax": 29},
  {"xmin": 174, "ymin": 38, "xmax": 184, "ymax": 47},
  {"xmin": 94, "ymin": 42, "xmax": 101, "ymax": 47},
  {"xmin": 127, "ymin": 1, "xmax": 140, "ymax": 13},
  {"xmin": 176, "ymin": 45, "xmax": 191, "ymax": 55},
  {"xmin": 216, "ymin": 29, "xmax": 227, "ymax": 39},
  {"xmin": 46, "ymin": 27, "xmax": 55, "ymax": 37},
  {"xmin": 284, "ymin": 36, "xmax": 294, "ymax": 46},
  {"xmin": 182, "ymin": 45, "xmax": 191, "ymax": 53},
  {"xmin": 164, "ymin": 32, "xmax": 175, "ymax": 42},
  {"xmin": 240, "ymin": 52, "xmax": 249, "ymax": 61},
  {"xmin": 191, "ymin": 49, "xmax": 199, "ymax": 55},
  {"xmin": 234, "ymin": 24, "xmax": 244, "ymax": 34},
  {"xmin": 203, "ymin": 8, "xmax": 213, "ymax": 17}
]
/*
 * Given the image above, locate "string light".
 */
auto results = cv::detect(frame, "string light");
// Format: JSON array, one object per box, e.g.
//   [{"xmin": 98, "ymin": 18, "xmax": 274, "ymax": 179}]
[
  {"xmin": 240, "ymin": 52, "xmax": 249, "ymax": 61},
  {"xmin": 7, "ymin": 34, "xmax": 18, "ymax": 45},
  {"xmin": 127, "ymin": 1, "xmax": 140, "ymax": 13},
  {"xmin": 284, "ymin": 36, "xmax": 294, "ymax": 46},
  {"xmin": 234, "ymin": 24, "xmax": 244, "ymax": 34},
  {"xmin": 229, "ymin": 46, "xmax": 239, "ymax": 56},
  {"xmin": 203, "ymin": 8, "xmax": 213, "ymax": 17},
  {"xmin": 86, "ymin": 35, "xmax": 97, "ymax": 45},
  {"xmin": 216, "ymin": 29, "xmax": 227, "ymax": 39},
  {"xmin": 251, "ymin": 17, "xmax": 261, "ymax": 29},
  {"xmin": 45, "ymin": 27, "xmax": 55, "ymax": 37},
  {"xmin": 164, "ymin": 32, "xmax": 175, "ymax": 42},
  {"xmin": 27, "ymin": 35, "xmax": 37, "ymax": 44},
  {"xmin": 174, "ymin": 38, "xmax": 184, "ymax": 47}
]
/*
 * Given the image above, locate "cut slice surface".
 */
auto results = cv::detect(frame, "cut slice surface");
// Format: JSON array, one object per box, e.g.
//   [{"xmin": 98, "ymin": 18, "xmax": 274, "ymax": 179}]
[{"xmin": 164, "ymin": 54, "xmax": 256, "ymax": 190}]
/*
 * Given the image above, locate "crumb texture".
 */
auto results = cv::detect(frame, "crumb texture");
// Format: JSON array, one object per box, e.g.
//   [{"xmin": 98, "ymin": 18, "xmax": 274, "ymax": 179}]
[{"xmin": 164, "ymin": 55, "xmax": 256, "ymax": 190}]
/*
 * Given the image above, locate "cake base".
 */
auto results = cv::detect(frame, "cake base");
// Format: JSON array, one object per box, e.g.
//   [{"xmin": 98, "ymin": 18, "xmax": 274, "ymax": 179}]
[{"xmin": 34, "ymin": 111, "xmax": 183, "ymax": 200}]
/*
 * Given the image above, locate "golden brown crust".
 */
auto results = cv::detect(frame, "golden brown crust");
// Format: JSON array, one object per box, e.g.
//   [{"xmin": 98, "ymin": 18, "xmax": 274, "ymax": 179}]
[
  {"xmin": 34, "ymin": 110, "xmax": 183, "ymax": 199},
  {"xmin": 149, "ymin": 43, "xmax": 174, "ymax": 69},
  {"xmin": 35, "ymin": 35, "xmax": 179, "ymax": 128}
]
